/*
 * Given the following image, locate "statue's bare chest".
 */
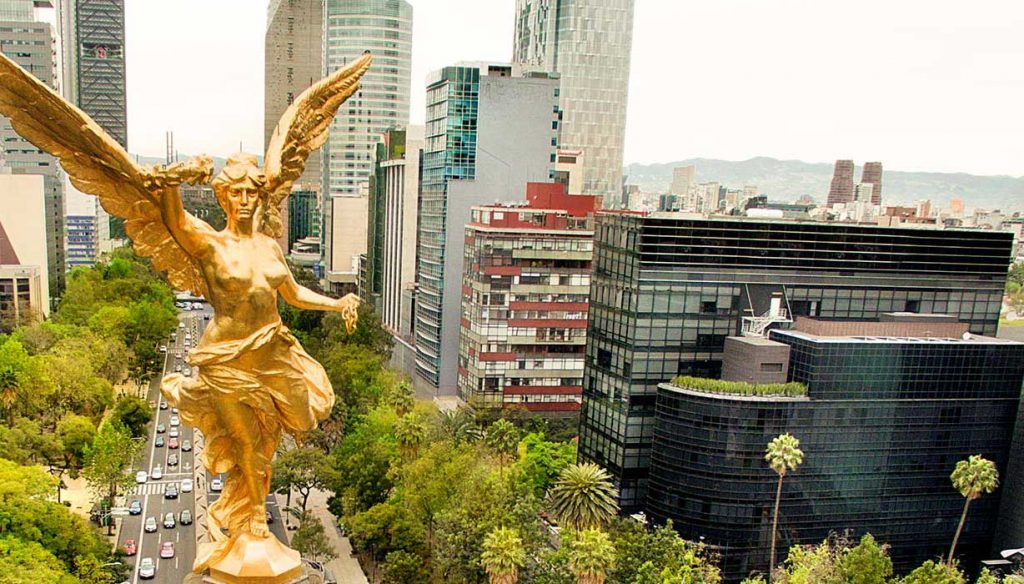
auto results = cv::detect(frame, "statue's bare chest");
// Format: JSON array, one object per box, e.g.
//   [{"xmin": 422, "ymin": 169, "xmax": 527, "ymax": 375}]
[{"xmin": 204, "ymin": 239, "xmax": 288, "ymax": 294}]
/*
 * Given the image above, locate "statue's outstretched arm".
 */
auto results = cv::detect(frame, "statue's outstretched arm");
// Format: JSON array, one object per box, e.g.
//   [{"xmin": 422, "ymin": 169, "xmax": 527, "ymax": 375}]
[
  {"xmin": 143, "ymin": 157, "xmax": 215, "ymax": 258},
  {"xmin": 275, "ymin": 247, "xmax": 359, "ymax": 322}
]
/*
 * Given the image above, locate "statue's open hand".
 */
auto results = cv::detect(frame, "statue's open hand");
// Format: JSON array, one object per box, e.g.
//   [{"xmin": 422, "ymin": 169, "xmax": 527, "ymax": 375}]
[{"xmin": 335, "ymin": 293, "xmax": 360, "ymax": 333}]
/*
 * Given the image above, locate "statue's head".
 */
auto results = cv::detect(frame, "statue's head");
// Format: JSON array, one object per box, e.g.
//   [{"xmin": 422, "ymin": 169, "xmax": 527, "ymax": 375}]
[{"xmin": 212, "ymin": 153, "xmax": 266, "ymax": 223}]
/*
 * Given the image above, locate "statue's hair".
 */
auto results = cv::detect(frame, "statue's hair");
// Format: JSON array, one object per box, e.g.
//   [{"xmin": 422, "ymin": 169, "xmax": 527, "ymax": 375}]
[{"xmin": 211, "ymin": 153, "xmax": 266, "ymax": 193}]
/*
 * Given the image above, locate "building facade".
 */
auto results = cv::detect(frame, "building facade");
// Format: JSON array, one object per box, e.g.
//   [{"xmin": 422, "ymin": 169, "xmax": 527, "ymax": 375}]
[
  {"xmin": 647, "ymin": 329, "xmax": 1024, "ymax": 580},
  {"xmin": 265, "ymin": 0, "xmax": 323, "ymax": 251},
  {"xmin": 825, "ymin": 159, "xmax": 854, "ymax": 207},
  {"xmin": 364, "ymin": 125, "xmax": 421, "ymax": 339},
  {"xmin": 513, "ymin": 0, "xmax": 635, "ymax": 202},
  {"xmin": 1, "ymin": 3, "xmax": 65, "ymax": 296},
  {"xmin": 458, "ymin": 183, "xmax": 598, "ymax": 413},
  {"xmin": 321, "ymin": 0, "xmax": 412, "ymax": 290},
  {"xmin": 414, "ymin": 62, "xmax": 560, "ymax": 392},
  {"xmin": 287, "ymin": 190, "xmax": 320, "ymax": 255},
  {"xmin": 578, "ymin": 215, "xmax": 1013, "ymax": 508},
  {"xmin": 58, "ymin": 0, "xmax": 126, "ymax": 147},
  {"xmin": 0, "ymin": 174, "xmax": 50, "ymax": 325},
  {"xmin": 861, "ymin": 160, "xmax": 883, "ymax": 205}
]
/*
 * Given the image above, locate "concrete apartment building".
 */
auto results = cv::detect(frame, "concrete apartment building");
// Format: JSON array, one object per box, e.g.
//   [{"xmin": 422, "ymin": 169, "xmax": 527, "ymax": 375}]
[
  {"xmin": 1, "ymin": 1, "xmax": 65, "ymax": 296},
  {"xmin": 0, "ymin": 173, "xmax": 50, "ymax": 327},
  {"xmin": 363, "ymin": 126, "xmax": 421, "ymax": 341},
  {"xmin": 414, "ymin": 62, "xmax": 560, "ymax": 393},
  {"xmin": 513, "ymin": 0, "xmax": 635, "ymax": 202},
  {"xmin": 321, "ymin": 0, "xmax": 412, "ymax": 293},
  {"xmin": 458, "ymin": 183, "xmax": 599, "ymax": 413},
  {"xmin": 265, "ymin": 0, "xmax": 323, "ymax": 251}
]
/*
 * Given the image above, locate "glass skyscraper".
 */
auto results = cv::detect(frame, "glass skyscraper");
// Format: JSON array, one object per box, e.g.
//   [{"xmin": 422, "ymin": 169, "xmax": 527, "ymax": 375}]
[
  {"xmin": 514, "ymin": 0, "xmax": 635, "ymax": 202},
  {"xmin": 321, "ymin": 0, "xmax": 412, "ymax": 290},
  {"xmin": 648, "ymin": 331, "xmax": 1024, "ymax": 580},
  {"xmin": 578, "ymin": 215, "xmax": 1014, "ymax": 509}
]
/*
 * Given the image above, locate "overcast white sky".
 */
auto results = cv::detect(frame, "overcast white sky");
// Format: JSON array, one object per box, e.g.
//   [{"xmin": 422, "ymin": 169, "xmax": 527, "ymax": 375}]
[{"xmin": 116, "ymin": 0, "xmax": 1024, "ymax": 177}]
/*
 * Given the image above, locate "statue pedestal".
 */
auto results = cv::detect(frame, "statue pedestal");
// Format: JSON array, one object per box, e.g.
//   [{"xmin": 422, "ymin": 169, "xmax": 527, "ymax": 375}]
[{"xmin": 191, "ymin": 533, "xmax": 307, "ymax": 584}]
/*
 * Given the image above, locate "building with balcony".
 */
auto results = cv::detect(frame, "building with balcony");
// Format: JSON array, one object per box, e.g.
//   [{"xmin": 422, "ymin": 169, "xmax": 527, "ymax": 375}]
[
  {"xmin": 578, "ymin": 215, "xmax": 1013, "ymax": 509},
  {"xmin": 413, "ymin": 62, "xmax": 560, "ymax": 393},
  {"xmin": 647, "ymin": 321, "xmax": 1024, "ymax": 580},
  {"xmin": 458, "ymin": 182, "xmax": 598, "ymax": 413}
]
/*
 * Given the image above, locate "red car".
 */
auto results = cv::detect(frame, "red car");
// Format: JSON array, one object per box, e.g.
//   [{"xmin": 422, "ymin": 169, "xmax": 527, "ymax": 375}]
[
  {"xmin": 160, "ymin": 541, "xmax": 175, "ymax": 559},
  {"xmin": 123, "ymin": 539, "xmax": 137, "ymax": 556},
  {"xmin": 168, "ymin": 437, "xmax": 179, "ymax": 449}
]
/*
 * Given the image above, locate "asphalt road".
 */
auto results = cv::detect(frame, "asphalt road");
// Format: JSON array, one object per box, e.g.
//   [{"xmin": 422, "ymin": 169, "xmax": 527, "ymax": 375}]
[{"xmin": 116, "ymin": 304, "xmax": 287, "ymax": 583}]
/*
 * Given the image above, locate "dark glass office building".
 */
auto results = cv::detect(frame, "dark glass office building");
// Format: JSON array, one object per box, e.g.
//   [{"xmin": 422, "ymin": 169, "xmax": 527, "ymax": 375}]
[
  {"xmin": 647, "ymin": 331, "xmax": 1024, "ymax": 581},
  {"xmin": 578, "ymin": 215, "xmax": 1013, "ymax": 509}
]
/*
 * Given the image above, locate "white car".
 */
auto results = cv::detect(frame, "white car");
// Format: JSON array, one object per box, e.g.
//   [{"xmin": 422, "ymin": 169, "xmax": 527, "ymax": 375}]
[
  {"xmin": 170, "ymin": 416, "xmax": 180, "ymax": 427},
  {"xmin": 139, "ymin": 557, "xmax": 156, "ymax": 579},
  {"xmin": 210, "ymin": 478, "xmax": 223, "ymax": 492},
  {"xmin": 135, "ymin": 470, "xmax": 148, "ymax": 484},
  {"xmin": 181, "ymin": 478, "xmax": 193, "ymax": 492},
  {"xmin": 159, "ymin": 345, "xmax": 167, "ymax": 353},
  {"xmin": 169, "ymin": 427, "xmax": 180, "ymax": 438},
  {"xmin": 178, "ymin": 322, "xmax": 185, "ymax": 328},
  {"xmin": 151, "ymin": 466, "xmax": 163, "ymax": 480},
  {"xmin": 144, "ymin": 516, "xmax": 157, "ymax": 533}
]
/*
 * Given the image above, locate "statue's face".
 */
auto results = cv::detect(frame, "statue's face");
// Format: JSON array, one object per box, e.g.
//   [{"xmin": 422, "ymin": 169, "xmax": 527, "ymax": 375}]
[{"xmin": 221, "ymin": 181, "xmax": 260, "ymax": 222}]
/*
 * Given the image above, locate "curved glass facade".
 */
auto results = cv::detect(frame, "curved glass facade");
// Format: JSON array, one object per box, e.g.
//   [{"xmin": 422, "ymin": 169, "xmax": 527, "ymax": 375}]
[{"xmin": 647, "ymin": 334, "xmax": 1024, "ymax": 581}]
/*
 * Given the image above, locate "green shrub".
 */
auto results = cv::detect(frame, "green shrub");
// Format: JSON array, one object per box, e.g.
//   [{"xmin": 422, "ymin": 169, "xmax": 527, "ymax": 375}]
[{"xmin": 670, "ymin": 375, "xmax": 807, "ymax": 398}]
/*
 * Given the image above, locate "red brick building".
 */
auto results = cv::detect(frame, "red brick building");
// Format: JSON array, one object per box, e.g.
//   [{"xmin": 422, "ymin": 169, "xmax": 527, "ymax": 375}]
[{"xmin": 458, "ymin": 183, "xmax": 599, "ymax": 413}]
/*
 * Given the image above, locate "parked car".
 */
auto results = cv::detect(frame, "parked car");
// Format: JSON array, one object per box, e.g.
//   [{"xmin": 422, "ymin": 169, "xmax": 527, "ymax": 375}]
[
  {"xmin": 151, "ymin": 466, "xmax": 163, "ymax": 480},
  {"xmin": 123, "ymin": 539, "xmax": 137, "ymax": 556},
  {"xmin": 181, "ymin": 439, "xmax": 192, "ymax": 452},
  {"xmin": 135, "ymin": 471, "xmax": 147, "ymax": 484},
  {"xmin": 180, "ymin": 509, "xmax": 193, "ymax": 525},
  {"xmin": 168, "ymin": 453, "xmax": 178, "ymax": 467},
  {"xmin": 163, "ymin": 512, "xmax": 176, "ymax": 528},
  {"xmin": 181, "ymin": 478, "xmax": 193, "ymax": 493},
  {"xmin": 155, "ymin": 436, "xmax": 165, "ymax": 448},
  {"xmin": 164, "ymin": 484, "xmax": 178, "ymax": 499},
  {"xmin": 210, "ymin": 478, "xmax": 223, "ymax": 492},
  {"xmin": 128, "ymin": 500, "xmax": 142, "ymax": 515},
  {"xmin": 168, "ymin": 437, "xmax": 179, "ymax": 449},
  {"xmin": 144, "ymin": 516, "xmax": 157, "ymax": 533},
  {"xmin": 160, "ymin": 541, "xmax": 175, "ymax": 558},
  {"xmin": 138, "ymin": 557, "xmax": 156, "ymax": 580}
]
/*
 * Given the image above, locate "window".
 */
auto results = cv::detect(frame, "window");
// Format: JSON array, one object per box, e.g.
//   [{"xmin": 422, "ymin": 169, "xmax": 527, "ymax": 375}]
[
  {"xmin": 700, "ymin": 301, "xmax": 717, "ymax": 314},
  {"xmin": 760, "ymin": 363, "xmax": 784, "ymax": 372}
]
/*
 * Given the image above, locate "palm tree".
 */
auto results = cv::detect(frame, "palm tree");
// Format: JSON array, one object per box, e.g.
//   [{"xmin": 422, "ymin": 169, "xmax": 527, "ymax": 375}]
[
  {"xmin": 569, "ymin": 529, "xmax": 616, "ymax": 584},
  {"xmin": 395, "ymin": 413, "xmax": 427, "ymax": 460},
  {"xmin": 481, "ymin": 526, "xmax": 526, "ymax": 584},
  {"xmin": 548, "ymin": 463, "xmax": 619, "ymax": 532},
  {"xmin": 0, "ymin": 366, "xmax": 19, "ymax": 427},
  {"xmin": 439, "ymin": 408, "xmax": 482, "ymax": 445},
  {"xmin": 486, "ymin": 419, "xmax": 521, "ymax": 474},
  {"xmin": 948, "ymin": 455, "xmax": 999, "ymax": 563},
  {"xmin": 765, "ymin": 433, "xmax": 803, "ymax": 580}
]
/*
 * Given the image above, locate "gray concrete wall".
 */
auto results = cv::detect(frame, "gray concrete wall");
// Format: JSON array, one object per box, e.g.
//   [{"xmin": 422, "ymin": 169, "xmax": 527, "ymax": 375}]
[{"xmin": 436, "ymin": 74, "xmax": 558, "ymax": 393}]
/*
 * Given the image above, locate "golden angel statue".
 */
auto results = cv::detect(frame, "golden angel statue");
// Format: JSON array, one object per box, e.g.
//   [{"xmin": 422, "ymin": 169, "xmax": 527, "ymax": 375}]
[{"xmin": 0, "ymin": 51, "xmax": 372, "ymax": 582}]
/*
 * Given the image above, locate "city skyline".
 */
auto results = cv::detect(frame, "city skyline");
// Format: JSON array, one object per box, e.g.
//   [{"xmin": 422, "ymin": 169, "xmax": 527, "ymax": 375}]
[{"xmin": 104, "ymin": 0, "xmax": 1023, "ymax": 178}]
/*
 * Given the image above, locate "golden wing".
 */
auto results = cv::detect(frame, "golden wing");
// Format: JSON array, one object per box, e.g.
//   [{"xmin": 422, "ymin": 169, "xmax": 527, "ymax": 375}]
[
  {"xmin": 261, "ymin": 52, "xmax": 372, "ymax": 237},
  {"xmin": 0, "ymin": 52, "xmax": 209, "ymax": 297}
]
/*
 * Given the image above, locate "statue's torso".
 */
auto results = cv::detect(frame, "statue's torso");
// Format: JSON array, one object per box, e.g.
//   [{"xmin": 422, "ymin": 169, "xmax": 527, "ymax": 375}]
[{"xmin": 197, "ymin": 232, "xmax": 289, "ymax": 344}]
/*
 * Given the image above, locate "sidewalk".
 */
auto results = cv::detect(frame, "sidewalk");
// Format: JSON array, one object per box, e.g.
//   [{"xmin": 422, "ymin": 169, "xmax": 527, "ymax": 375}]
[{"xmin": 276, "ymin": 488, "xmax": 368, "ymax": 584}]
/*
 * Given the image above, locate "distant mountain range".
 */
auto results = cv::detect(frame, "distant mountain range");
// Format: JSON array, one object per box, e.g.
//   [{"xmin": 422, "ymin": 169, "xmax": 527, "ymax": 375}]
[{"xmin": 624, "ymin": 157, "xmax": 1024, "ymax": 212}]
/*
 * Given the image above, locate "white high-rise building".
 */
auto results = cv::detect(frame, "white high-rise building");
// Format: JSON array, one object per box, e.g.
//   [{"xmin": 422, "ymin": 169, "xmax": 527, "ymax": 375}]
[
  {"xmin": 514, "ymin": 0, "xmax": 635, "ymax": 202},
  {"xmin": 321, "ymin": 0, "xmax": 412, "ymax": 292}
]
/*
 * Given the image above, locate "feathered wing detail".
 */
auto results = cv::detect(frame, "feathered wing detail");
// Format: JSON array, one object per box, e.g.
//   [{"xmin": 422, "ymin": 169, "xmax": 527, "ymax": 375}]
[
  {"xmin": 261, "ymin": 52, "xmax": 373, "ymax": 237},
  {"xmin": 0, "ymin": 52, "xmax": 209, "ymax": 297}
]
